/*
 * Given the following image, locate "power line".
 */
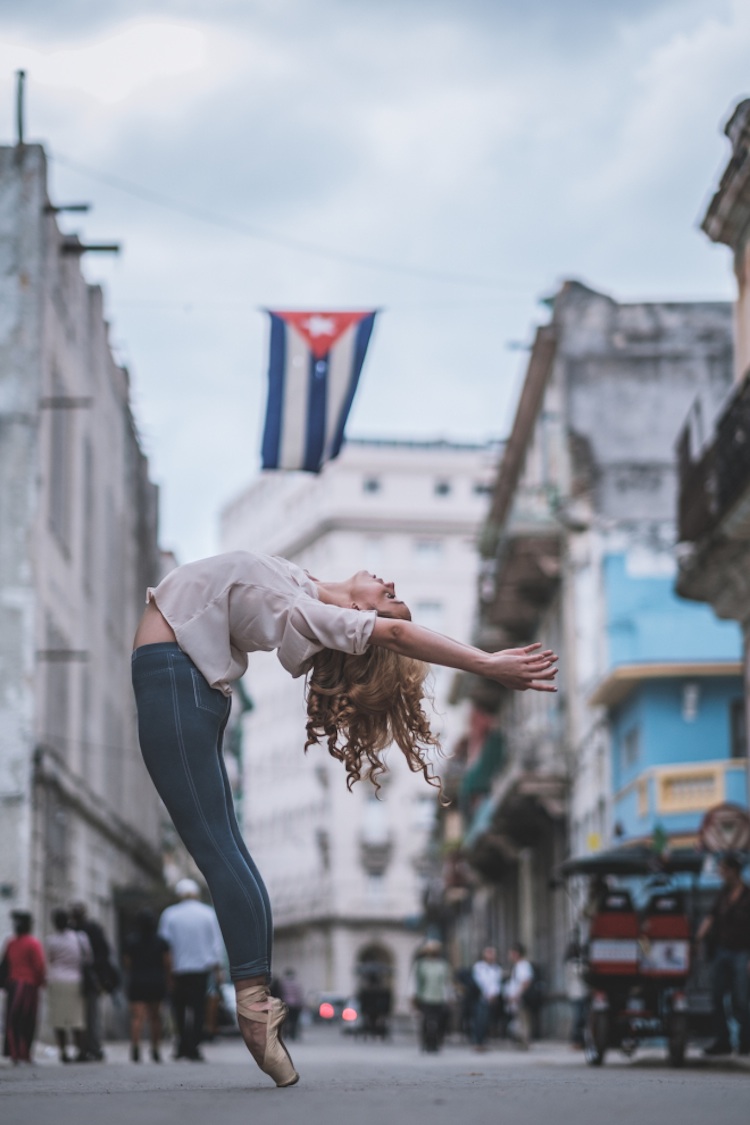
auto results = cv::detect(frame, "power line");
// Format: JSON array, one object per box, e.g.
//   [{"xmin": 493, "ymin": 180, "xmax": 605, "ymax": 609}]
[
  {"xmin": 50, "ymin": 151, "xmax": 529, "ymax": 293},
  {"xmin": 113, "ymin": 296, "xmax": 531, "ymax": 312}
]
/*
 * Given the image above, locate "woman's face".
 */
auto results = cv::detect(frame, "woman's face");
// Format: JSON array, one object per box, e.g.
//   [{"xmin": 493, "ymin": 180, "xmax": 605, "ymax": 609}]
[{"xmin": 350, "ymin": 571, "xmax": 411, "ymax": 620}]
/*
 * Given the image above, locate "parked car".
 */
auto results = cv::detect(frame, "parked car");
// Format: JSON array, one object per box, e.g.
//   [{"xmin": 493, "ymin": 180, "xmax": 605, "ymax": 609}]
[{"xmin": 314, "ymin": 992, "xmax": 360, "ymax": 1033}]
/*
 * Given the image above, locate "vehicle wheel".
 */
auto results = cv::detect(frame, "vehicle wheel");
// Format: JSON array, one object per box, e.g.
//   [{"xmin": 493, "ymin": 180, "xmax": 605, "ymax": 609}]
[
  {"xmin": 667, "ymin": 1013, "xmax": 688, "ymax": 1068},
  {"xmin": 584, "ymin": 1011, "xmax": 609, "ymax": 1066}
]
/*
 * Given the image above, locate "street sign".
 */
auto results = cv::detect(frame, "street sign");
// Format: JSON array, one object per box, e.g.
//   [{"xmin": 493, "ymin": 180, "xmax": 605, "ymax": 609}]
[{"xmin": 698, "ymin": 802, "xmax": 750, "ymax": 853}]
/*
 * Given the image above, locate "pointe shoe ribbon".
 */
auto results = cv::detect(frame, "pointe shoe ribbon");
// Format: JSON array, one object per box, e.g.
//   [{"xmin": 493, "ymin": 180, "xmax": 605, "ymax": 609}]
[{"xmin": 236, "ymin": 984, "xmax": 299, "ymax": 1088}]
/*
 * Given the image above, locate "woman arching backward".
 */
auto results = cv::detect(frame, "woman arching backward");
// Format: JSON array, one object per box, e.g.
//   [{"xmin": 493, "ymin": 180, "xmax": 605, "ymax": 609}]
[{"xmin": 131, "ymin": 551, "xmax": 558, "ymax": 1087}]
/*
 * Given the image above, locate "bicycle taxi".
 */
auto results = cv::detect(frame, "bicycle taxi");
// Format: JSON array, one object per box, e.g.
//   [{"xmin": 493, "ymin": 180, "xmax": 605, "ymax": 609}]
[{"xmin": 558, "ymin": 845, "xmax": 718, "ymax": 1066}]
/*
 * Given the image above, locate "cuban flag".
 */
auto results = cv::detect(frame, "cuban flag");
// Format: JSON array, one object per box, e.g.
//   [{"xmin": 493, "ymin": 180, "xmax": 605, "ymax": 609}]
[{"xmin": 261, "ymin": 309, "xmax": 378, "ymax": 472}]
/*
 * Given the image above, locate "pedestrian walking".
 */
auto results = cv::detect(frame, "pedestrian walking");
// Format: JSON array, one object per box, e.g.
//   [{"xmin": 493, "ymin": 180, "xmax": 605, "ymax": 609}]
[
  {"xmin": 564, "ymin": 931, "xmax": 588, "ymax": 1050},
  {"xmin": 122, "ymin": 908, "xmax": 171, "ymax": 1063},
  {"xmin": 131, "ymin": 550, "xmax": 558, "ymax": 1086},
  {"xmin": 69, "ymin": 901, "xmax": 120, "ymax": 1061},
  {"xmin": 279, "ymin": 970, "xmax": 305, "ymax": 1041},
  {"xmin": 357, "ymin": 970, "xmax": 392, "ymax": 1039},
  {"xmin": 1, "ymin": 910, "xmax": 46, "ymax": 1064},
  {"xmin": 454, "ymin": 966, "xmax": 481, "ymax": 1042},
  {"xmin": 412, "ymin": 940, "xmax": 452, "ymax": 1051},
  {"xmin": 697, "ymin": 853, "xmax": 750, "ymax": 1057},
  {"xmin": 471, "ymin": 946, "xmax": 503, "ymax": 1049},
  {"xmin": 158, "ymin": 879, "xmax": 224, "ymax": 1062},
  {"xmin": 506, "ymin": 942, "xmax": 535, "ymax": 1049},
  {"xmin": 45, "ymin": 909, "xmax": 93, "ymax": 1064}
]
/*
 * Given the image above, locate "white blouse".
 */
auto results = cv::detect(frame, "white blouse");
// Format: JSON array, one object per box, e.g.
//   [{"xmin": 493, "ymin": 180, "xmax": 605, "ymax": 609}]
[{"xmin": 146, "ymin": 551, "xmax": 377, "ymax": 694}]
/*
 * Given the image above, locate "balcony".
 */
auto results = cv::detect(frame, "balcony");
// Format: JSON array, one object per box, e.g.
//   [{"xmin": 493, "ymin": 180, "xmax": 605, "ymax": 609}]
[
  {"xmin": 613, "ymin": 759, "xmax": 748, "ymax": 844},
  {"xmin": 461, "ymin": 712, "xmax": 567, "ymax": 880},
  {"xmin": 677, "ymin": 370, "xmax": 750, "ymax": 544},
  {"xmin": 478, "ymin": 495, "xmax": 562, "ymax": 645}
]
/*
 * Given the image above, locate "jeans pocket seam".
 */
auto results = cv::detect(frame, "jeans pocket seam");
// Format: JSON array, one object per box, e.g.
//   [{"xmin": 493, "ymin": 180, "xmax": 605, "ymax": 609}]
[{"xmin": 190, "ymin": 668, "xmax": 227, "ymax": 716}]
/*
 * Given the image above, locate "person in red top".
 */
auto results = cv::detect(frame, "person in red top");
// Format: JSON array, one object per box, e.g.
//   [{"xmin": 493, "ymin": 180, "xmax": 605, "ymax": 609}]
[{"xmin": 2, "ymin": 910, "xmax": 46, "ymax": 1064}]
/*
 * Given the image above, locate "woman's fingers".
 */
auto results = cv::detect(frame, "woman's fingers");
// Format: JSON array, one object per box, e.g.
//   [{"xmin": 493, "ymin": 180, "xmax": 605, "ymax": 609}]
[{"xmin": 524, "ymin": 658, "xmax": 558, "ymax": 674}]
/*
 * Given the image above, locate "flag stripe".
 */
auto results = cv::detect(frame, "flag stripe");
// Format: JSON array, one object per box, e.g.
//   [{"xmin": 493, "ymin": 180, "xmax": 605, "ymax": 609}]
[
  {"xmin": 323, "ymin": 325, "xmax": 358, "ymax": 459},
  {"xmin": 328, "ymin": 313, "xmax": 376, "ymax": 460},
  {"xmin": 279, "ymin": 325, "xmax": 311, "ymax": 469},
  {"xmin": 260, "ymin": 314, "xmax": 287, "ymax": 470},
  {"xmin": 304, "ymin": 355, "xmax": 328, "ymax": 472}
]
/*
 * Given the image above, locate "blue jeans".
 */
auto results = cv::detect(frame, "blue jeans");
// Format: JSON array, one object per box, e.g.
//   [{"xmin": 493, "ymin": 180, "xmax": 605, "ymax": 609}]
[
  {"xmin": 711, "ymin": 947, "xmax": 750, "ymax": 1049},
  {"xmin": 132, "ymin": 643, "xmax": 272, "ymax": 981}
]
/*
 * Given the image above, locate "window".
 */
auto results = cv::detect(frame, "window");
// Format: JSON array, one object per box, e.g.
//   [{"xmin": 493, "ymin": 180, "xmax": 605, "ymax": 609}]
[
  {"xmin": 362, "ymin": 793, "xmax": 389, "ymax": 845},
  {"xmin": 414, "ymin": 601, "xmax": 444, "ymax": 633},
  {"xmin": 623, "ymin": 726, "xmax": 640, "ymax": 769},
  {"xmin": 413, "ymin": 794, "xmax": 436, "ymax": 830},
  {"xmin": 363, "ymin": 477, "xmax": 381, "ymax": 494},
  {"xmin": 434, "ymin": 479, "xmax": 451, "ymax": 497},
  {"xmin": 48, "ymin": 370, "xmax": 73, "ymax": 552},
  {"xmin": 658, "ymin": 767, "xmax": 722, "ymax": 813},
  {"xmin": 473, "ymin": 481, "xmax": 493, "ymax": 496},
  {"xmin": 413, "ymin": 539, "xmax": 443, "ymax": 566},
  {"xmin": 105, "ymin": 699, "xmax": 123, "ymax": 807},
  {"xmin": 366, "ymin": 873, "xmax": 385, "ymax": 903},
  {"xmin": 364, "ymin": 537, "xmax": 383, "ymax": 571},
  {"xmin": 81, "ymin": 437, "xmax": 95, "ymax": 591},
  {"xmin": 682, "ymin": 682, "xmax": 700, "ymax": 722},
  {"xmin": 731, "ymin": 699, "xmax": 747, "ymax": 759},
  {"xmin": 43, "ymin": 618, "xmax": 71, "ymax": 758}
]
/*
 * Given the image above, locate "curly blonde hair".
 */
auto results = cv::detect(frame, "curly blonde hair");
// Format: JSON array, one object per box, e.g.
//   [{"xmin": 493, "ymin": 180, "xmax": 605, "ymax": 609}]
[{"xmin": 304, "ymin": 646, "xmax": 442, "ymax": 797}]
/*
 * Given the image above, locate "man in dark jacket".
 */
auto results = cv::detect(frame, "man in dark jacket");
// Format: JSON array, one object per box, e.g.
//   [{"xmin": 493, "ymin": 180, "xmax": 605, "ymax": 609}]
[
  {"xmin": 70, "ymin": 902, "xmax": 119, "ymax": 1061},
  {"xmin": 697, "ymin": 854, "xmax": 750, "ymax": 1056}
]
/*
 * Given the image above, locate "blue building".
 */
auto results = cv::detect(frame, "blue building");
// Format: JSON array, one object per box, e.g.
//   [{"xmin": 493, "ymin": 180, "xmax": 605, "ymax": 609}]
[{"xmin": 590, "ymin": 553, "xmax": 746, "ymax": 846}]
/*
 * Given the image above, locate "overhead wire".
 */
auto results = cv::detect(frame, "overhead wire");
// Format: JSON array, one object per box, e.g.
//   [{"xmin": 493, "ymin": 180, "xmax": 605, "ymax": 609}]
[{"xmin": 50, "ymin": 151, "xmax": 533, "ymax": 295}]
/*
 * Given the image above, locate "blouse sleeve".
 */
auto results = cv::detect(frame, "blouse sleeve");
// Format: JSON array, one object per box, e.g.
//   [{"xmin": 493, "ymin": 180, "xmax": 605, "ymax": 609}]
[{"xmin": 276, "ymin": 596, "xmax": 377, "ymax": 677}]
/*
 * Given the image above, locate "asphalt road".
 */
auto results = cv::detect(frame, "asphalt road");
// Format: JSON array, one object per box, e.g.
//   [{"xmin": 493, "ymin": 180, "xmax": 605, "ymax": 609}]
[{"xmin": 1, "ymin": 1030, "xmax": 748, "ymax": 1125}]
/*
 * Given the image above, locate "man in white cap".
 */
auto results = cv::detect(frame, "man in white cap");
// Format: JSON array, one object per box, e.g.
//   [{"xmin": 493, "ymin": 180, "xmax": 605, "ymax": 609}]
[{"xmin": 158, "ymin": 879, "xmax": 224, "ymax": 1061}]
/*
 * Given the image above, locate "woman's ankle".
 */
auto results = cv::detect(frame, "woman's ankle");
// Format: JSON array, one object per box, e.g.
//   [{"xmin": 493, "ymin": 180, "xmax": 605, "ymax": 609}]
[{"xmin": 234, "ymin": 974, "xmax": 267, "ymax": 995}]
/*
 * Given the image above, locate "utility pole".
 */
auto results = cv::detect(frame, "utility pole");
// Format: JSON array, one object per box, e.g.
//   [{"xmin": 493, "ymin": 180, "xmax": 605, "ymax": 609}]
[{"xmin": 15, "ymin": 70, "xmax": 25, "ymax": 146}]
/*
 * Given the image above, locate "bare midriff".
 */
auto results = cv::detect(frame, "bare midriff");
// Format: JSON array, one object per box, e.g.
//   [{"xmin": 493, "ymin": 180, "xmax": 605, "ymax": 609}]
[{"xmin": 132, "ymin": 599, "xmax": 177, "ymax": 650}]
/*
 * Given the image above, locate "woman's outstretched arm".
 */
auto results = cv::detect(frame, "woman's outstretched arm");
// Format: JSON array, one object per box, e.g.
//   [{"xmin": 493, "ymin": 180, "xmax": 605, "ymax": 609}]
[{"xmin": 370, "ymin": 618, "xmax": 558, "ymax": 693}]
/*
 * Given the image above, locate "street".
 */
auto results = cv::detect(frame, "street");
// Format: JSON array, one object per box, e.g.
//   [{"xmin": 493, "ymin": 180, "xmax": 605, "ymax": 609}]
[{"xmin": 1, "ymin": 1030, "xmax": 748, "ymax": 1125}]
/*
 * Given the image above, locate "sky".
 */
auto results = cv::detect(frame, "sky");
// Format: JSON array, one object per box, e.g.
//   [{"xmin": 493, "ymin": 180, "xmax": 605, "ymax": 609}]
[{"xmin": 1, "ymin": 0, "xmax": 749, "ymax": 562}]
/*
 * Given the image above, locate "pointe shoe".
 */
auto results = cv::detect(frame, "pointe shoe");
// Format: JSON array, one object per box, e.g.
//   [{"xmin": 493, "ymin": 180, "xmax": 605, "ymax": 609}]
[{"xmin": 235, "ymin": 984, "xmax": 299, "ymax": 1087}]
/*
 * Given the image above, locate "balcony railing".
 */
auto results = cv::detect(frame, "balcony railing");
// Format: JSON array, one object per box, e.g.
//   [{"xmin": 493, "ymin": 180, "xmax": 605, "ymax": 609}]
[{"xmin": 678, "ymin": 370, "xmax": 750, "ymax": 542}]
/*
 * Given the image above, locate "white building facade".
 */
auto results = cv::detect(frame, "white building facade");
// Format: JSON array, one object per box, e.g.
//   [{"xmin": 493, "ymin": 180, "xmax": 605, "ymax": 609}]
[
  {"xmin": 219, "ymin": 439, "xmax": 497, "ymax": 1010},
  {"xmin": 0, "ymin": 144, "xmax": 164, "ymax": 948}
]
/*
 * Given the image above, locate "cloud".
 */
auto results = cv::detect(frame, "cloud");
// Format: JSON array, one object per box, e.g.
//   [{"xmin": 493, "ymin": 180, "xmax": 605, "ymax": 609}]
[{"xmin": 1, "ymin": 0, "xmax": 747, "ymax": 560}]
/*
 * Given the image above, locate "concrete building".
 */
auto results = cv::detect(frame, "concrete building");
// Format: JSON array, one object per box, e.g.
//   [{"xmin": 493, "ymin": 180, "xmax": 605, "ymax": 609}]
[
  {"xmin": 593, "ymin": 556, "xmax": 744, "ymax": 845},
  {"xmin": 219, "ymin": 438, "xmax": 497, "ymax": 1010},
  {"xmin": 439, "ymin": 281, "xmax": 740, "ymax": 1031},
  {"xmin": 0, "ymin": 143, "xmax": 164, "ymax": 949},
  {"xmin": 676, "ymin": 98, "xmax": 750, "ymax": 818}
]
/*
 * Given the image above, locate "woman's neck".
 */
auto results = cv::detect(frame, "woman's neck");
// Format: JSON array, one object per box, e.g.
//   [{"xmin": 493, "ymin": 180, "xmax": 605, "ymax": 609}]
[{"xmin": 312, "ymin": 579, "xmax": 354, "ymax": 609}]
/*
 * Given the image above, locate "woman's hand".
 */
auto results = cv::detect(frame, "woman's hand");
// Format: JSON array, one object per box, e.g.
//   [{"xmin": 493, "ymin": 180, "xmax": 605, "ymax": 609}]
[{"xmin": 485, "ymin": 643, "xmax": 558, "ymax": 692}]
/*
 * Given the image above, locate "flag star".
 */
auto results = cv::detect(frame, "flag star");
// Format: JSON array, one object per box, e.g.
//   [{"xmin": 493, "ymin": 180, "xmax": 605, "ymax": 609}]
[{"xmin": 303, "ymin": 315, "xmax": 337, "ymax": 338}]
